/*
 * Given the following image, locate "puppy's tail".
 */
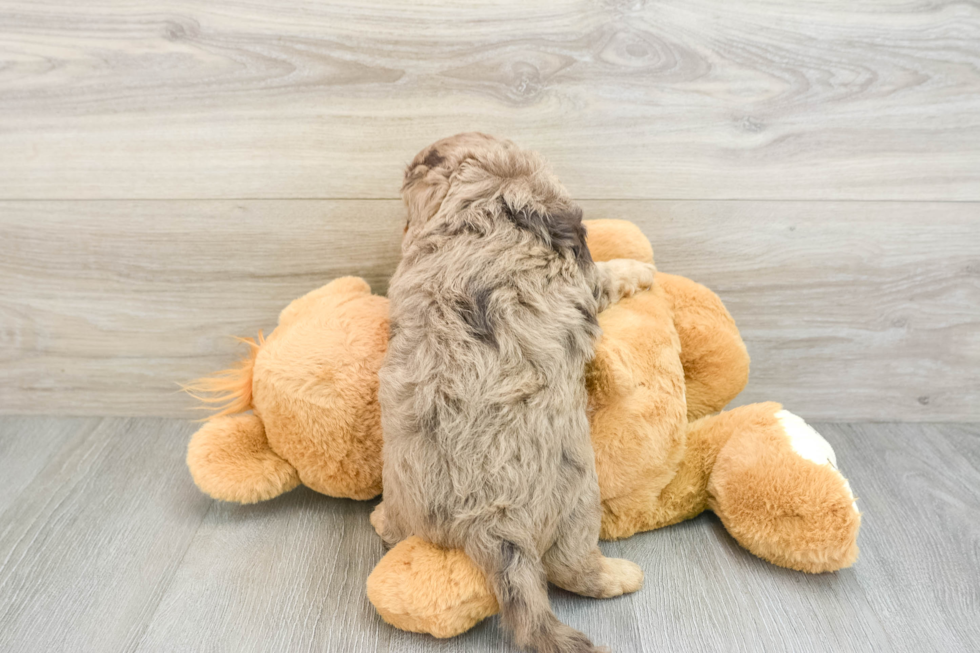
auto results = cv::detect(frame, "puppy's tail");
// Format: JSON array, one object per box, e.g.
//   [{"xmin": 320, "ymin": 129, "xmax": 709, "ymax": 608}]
[{"xmin": 469, "ymin": 538, "xmax": 604, "ymax": 653}]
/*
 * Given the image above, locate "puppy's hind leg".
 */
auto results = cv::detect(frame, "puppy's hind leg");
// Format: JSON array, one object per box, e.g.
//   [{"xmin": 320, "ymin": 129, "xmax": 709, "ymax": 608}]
[
  {"xmin": 370, "ymin": 501, "xmax": 388, "ymax": 538},
  {"xmin": 543, "ymin": 496, "xmax": 644, "ymax": 599},
  {"xmin": 372, "ymin": 501, "xmax": 409, "ymax": 548},
  {"xmin": 467, "ymin": 533, "xmax": 606, "ymax": 653},
  {"xmin": 547, "ymin": 547, "xmax": 644, "ymax": 600}
]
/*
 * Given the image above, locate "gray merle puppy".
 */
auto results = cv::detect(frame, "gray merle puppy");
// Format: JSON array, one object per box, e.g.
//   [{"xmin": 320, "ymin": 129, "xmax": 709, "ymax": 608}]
[{"xmin": 375, "ymin": 133, "xmax": 653, "ymax": 653}]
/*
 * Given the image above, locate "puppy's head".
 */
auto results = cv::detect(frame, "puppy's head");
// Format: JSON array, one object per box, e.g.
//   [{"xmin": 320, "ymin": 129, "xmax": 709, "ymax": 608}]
[
  {"xmin": 401, "ymin": 132, "xmax": 501, "ymax": 236},
  {"xmin": 401, "ymin": 133, "xmax": 564, "ymax": 243}
]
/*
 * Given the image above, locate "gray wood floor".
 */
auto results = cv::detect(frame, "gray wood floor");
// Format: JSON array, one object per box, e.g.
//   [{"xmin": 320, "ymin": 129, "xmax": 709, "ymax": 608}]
[{"xmin": 0, "ymin": 417, "xmax": 976, "ymax": 653}]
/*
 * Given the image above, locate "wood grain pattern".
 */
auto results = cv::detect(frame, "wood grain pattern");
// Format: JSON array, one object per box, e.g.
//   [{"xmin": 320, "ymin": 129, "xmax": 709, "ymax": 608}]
[
  {"xmin": 2, "ymin": 199, "xmax": 977, "ymax": 420},
  {"xmin": 0, "ymin": 199, "xmax": 404, "ymax": 417},
  {"xmin": 133, "ymin": 490, "xmax": 390, "ymax": 653},
  {"xmin": 0, "ymin": 418, "xmax": 977, "ymax": 652},
  {"xmin": 1, "ymin": 1, "xmax": 978, "ymax": 200},
  {"xmin": 0, "ymin": 417, "xmax": 213, "ymax": 653},
  {"xmin": 0, "ymin": 416, "xmax": 100, "ymax": 516},
  {"xmin": 825, "ymin": 422, "xmax": 980, "ymax": 651},
  {"xmin": 633, "ymin": 201, "xmax": 980, "ymax": 422}
]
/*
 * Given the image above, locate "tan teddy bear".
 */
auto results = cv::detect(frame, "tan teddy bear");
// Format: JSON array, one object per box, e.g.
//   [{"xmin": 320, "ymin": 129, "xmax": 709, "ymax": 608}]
[{"xmin": 186, "ymin": 219, "xmax": 860, "ymax": 639}]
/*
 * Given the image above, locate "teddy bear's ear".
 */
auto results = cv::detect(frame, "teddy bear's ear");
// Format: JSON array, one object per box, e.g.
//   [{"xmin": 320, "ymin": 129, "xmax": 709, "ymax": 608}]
[
  {"xmin": 278, "ymin": 277, "xmax": 373, "ymax": 326},
  {"xmin": 583, "ymin": 219, "xmax": 654, "ymax": 265}
]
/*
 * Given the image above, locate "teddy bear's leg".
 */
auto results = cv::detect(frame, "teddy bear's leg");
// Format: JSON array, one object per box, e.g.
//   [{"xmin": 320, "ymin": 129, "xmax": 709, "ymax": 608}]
[
  {"xmin": 186, "ymin": 414, "xmax": 301, "ymax": 504},
  {"xmin": 366, "ymin": 537, "xmax": 499, "ymax": 639},
  {"xmin": 656, "ymin": 273, "xmax": 750, "ymax": 422},
  {"xmin": 582, "ymin": 220, "xmax": 749, "ymax": 422},
  {"xmin": 705, "ymin": 403, "xmax": 861, "ymax": 573},
  {"xmin": 599, "ymin": 405, "xmax": 741, "ymax": 540}
]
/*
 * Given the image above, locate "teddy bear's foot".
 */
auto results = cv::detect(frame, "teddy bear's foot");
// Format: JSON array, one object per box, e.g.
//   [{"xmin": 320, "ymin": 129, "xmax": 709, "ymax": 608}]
[
  {"xmin": 707, "ymin": 404, "xmax": 861, "ymax": 573},
  {"xmin": 187, "ymin": 414, "xmax": 300, "ymax": 504},
  {"xmin": 367, "ymin": 537, "xmax": 499, "ymax": 639}
]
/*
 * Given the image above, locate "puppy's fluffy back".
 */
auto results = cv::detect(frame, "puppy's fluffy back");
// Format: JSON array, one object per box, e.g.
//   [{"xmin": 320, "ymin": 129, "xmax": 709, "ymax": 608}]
[{"xmin": 380, "ymin": 134, "xmax": 606, "ymax": 653}]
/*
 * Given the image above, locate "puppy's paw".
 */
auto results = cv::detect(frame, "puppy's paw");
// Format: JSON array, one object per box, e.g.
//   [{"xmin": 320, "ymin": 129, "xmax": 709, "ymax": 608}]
[
  {"xmin": 602, "ymin": 259, "xmax": 657, "ymax": 303},
  {"xmin": 369, "ymin": 502, "xmax": 386, "ymax": 537},
  {"xmin": 597, "ymin": 557, "xmax": 644, "ymax": 598}
]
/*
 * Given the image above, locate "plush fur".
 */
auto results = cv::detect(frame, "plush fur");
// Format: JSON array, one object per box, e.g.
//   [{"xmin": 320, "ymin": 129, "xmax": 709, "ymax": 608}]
[
  {"xmin": 187, "ymin": 276, "xmax": 388, "ymax": 502},
  {"xmin": 379, "ymin": 133, "xmax": 651, "ymax": 653},
  {"xmin": 186, "ymin": 218, "xmax": 861, "ymax": 642}
]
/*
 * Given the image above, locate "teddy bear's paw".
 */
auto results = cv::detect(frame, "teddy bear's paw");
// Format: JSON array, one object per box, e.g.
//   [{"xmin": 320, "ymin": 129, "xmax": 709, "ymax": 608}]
[
  {"xmin": 775, "ymin": 410, "xmax": 858, "ymax": 514},
  {"xmin": 186, "ymin": 415, "xmax": 300, "ymax": 504},
  {"xmin": 708, "ymin": 403, "xmax": 862, "ymax": 573},
  {"xmin": 367, "ymin": 537, "xmax": 499, "ymax": 638},
  {"xmin": 595, "ymin": 557, "xmax": 644, "ymax": 598}
]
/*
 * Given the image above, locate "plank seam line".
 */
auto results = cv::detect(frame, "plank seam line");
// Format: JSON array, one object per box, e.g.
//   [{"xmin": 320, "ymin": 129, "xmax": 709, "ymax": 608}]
[
  {"xmin": 128, "ymin": 498, "xmax": 215, "ymax": 652},
  {"xmin": 1, "ymin": 198, "xmax": 979, "ymax": 204}
]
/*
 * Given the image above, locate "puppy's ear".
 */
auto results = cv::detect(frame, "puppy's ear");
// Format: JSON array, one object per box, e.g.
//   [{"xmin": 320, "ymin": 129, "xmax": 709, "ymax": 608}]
[
  {"xmin": 402, "ymin": 148, "xmax": 447, "ymax": 192},
  {"xmin": 503, "ymin": 203, "xmax": 592, "ymax": 269},
  {"xmin": 421, "ymin": 150, "xmax": 445, "ymax": 168},
  {"xmin": 402, "ymin": 149, "xmax": 451, "ymax": 232}
]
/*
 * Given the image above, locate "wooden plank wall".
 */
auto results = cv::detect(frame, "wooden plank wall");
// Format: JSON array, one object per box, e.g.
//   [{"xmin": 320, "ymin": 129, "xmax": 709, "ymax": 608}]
[{"xmin": 0, "ymin": 1, "xmax": 978, "ymax": 420}]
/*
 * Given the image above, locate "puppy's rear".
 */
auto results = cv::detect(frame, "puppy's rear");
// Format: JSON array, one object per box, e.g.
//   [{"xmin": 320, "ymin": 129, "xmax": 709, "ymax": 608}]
[{"xmin": 379, "ymin": 133, "xmax": 650, "ymax": 652}]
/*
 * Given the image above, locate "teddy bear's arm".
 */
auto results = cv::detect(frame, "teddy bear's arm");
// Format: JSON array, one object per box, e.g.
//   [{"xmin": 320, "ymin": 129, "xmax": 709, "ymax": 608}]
[
  {"xmin": 657, "ymin": 273, "xmax": 750, "ymax": 421},
  {"xmin": 187, "ymin": 414, "xmax": 300, "ymax": 503}
]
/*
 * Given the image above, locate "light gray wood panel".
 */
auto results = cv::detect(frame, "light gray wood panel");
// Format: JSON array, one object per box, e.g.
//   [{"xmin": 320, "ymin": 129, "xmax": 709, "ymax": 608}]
[
  {"xmin": 133, "ymin": 489, "xmax": 390, "ymax": 653},
  {"xmin": 2, "ymin": 418, "xmax": 978, "ymax": 652},
  {"xmin": 0, "ymin": 417, "xmax": 213, "ymax": 653},
  {"xmin": 0, "ymin": 416, "xmax": 99, "ymax": 517},
  {"xmin": 0, "ymin": 200, "xmax": 404, "ymax": 417},
  {"xmin": 624, "ymin": 201, "xmax": 980, "ymax": 422},
  {"xmin": 1, "ymin": 1, "xmax": 979, "ymax": 200},
  {"xmin": 2, "ymin": 199, "xmax": 977, "ymax": 421},
  {"xmin": 824, "ymin": 422, "xmax": 980, "ymax": 651}
]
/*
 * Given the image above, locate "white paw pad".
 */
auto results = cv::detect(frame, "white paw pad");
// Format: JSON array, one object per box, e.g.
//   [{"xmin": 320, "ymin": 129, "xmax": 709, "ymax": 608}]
[{"xmin": 775, "ymin": 410, "xmax": 858, "ymax": 513}]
